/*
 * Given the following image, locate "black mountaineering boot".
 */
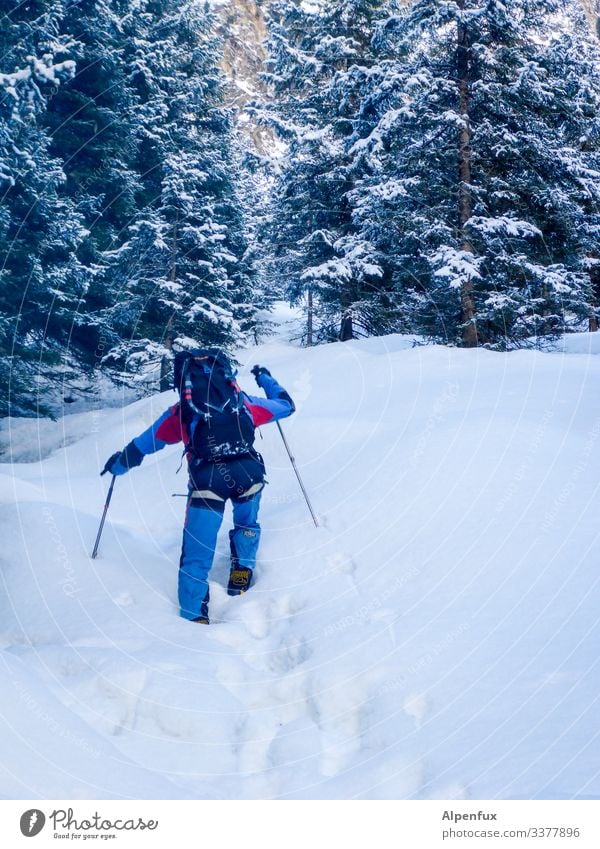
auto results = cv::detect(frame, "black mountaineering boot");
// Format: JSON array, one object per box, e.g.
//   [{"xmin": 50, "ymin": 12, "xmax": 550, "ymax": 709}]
[
  {"xmin": 228, "ymin": 537, "xmax": 253, "ymax": 596},
  {"xmin": 227, "ymin": 566, "xmax": 253, "ymax": 595}
]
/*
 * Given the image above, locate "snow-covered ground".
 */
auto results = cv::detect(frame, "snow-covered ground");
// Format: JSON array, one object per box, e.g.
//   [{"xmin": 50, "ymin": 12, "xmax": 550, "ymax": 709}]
[{"xmin": 1, "ymin": 323, "xmax": 599, "ymax": 800}]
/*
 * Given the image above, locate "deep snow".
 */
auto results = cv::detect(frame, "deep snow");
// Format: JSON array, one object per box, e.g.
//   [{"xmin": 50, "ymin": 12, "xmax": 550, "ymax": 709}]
[{"xmin": 1, "ymin": 321, "xmax": 599, "ymax": 799}]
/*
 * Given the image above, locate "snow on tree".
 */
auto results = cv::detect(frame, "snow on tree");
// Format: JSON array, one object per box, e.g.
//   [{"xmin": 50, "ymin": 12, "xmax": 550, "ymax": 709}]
[
  {"xmin": 257, "ymin": 0, "xmax": 396, "ymax": 342},
  {"xmin": 101, "ymin": 0, "xmax": 258, "ymax": 385},
  {"xmin": 0, "ymin": 0, "xmax": 88, "ymax": 416},
  {"xmin": 40, "ymin": 0, "xmax": 144, "ymax": 373},
  {"xmin": 347, "ymin": 0, "xmax": 600, "ymax": 347}
]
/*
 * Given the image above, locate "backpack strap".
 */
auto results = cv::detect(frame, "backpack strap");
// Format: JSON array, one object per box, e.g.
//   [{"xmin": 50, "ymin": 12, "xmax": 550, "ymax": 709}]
[{"xmin": 181, "ymin": 355, "xmax": 209, "ymax": 419}]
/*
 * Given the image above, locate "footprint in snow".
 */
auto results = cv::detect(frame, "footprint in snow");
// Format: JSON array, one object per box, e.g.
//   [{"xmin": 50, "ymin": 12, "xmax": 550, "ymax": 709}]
[
  {"xmin": 235, "ymin": 591, "xmax": 309, "ymax": 642},
  {"xmin": 112, "ymin": 592, "xmax": 134, "ymax": 607},
  {"xmin": 237, "ymin": 599, "xmax": 271, "ymax": 640},
  {"xmin": 268, "ymin": 633, "xmax": 312, "ymax": 675},
  {"xmin": 326, "ymin": 552, "xmax": 360, "ymax": 596},
  {"xmin": 327, "ymin": 552, "xmax": 357, "ymax": 576},
  {"xmin": 403, "ymin": 692, "xmax": 430, "ymax": 730}
]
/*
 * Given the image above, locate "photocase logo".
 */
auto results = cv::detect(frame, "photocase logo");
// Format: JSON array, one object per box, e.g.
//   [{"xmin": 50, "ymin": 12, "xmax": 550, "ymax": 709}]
[{"xmin": 19, "ymin": 809, "xmax": 46, "ymax": 837}]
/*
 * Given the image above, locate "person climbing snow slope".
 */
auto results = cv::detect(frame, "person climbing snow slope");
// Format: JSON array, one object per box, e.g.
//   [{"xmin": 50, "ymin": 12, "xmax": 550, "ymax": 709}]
[{"xmin": 102, "ymin": 350, "xmax": 295, "ymax": 624}]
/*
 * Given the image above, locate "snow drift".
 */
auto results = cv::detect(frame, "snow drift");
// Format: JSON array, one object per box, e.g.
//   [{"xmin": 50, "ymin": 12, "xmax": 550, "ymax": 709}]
[{"xmin": 1, "ymin": 327, "xmax": 599, "ymax": 799}]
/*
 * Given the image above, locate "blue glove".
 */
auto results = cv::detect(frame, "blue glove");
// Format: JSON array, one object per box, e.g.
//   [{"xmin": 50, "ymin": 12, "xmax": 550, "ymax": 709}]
[
  {"xmin": 251, "ymin": 365, "xmax": 271, "ymax": 386},
  {"xmin": 102, "ymin": 451, "xmax": 127, "ymax": 476},
  {"xmin": 101, "ymin": 441, "xmax": 144, "ymax": 476}
]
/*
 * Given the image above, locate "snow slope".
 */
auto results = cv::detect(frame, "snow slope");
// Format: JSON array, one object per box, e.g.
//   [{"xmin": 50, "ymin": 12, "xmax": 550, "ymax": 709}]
[{"xmin": 1, "ymin": 328, "xmax": 599, "ymax": 800}]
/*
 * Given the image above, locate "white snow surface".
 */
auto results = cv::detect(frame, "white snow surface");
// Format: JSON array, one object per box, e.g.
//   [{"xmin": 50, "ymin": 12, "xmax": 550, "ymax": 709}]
[{"xmin": 1, "ymin": 327, "xmax": 600, "ymax": 800}]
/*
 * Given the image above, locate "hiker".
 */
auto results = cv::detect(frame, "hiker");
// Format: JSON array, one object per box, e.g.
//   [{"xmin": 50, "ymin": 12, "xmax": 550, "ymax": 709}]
[{"xmin": 102, "ymin": 350, "xmax": 295, "ymax": 624}]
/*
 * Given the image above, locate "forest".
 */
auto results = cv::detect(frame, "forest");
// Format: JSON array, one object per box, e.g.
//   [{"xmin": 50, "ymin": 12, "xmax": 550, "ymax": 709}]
[{"xmin": 2, "ymin": 0, "xmax": 600, "ymax": 416}]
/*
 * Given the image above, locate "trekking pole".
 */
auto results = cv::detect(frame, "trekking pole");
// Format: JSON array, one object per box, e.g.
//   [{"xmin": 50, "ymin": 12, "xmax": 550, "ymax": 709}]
[
  {"xmin": 276, "ymin": 422, "xmax": 319, "ymax": 528},
  {"xmin": 91, "ymin": 474, "xmax": 116, "ymax": 559}
]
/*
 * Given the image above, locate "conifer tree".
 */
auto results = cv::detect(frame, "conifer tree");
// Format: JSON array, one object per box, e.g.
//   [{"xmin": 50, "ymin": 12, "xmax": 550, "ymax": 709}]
[
  {"xmin": 41, "ymin": 0, "xmax": 142, "ymax": 365},
  {"xmin": 349, "ymin": 0, "xmax": 600, "ymax": 346},
  {"xmin": 259, "ymin": 0, "xmax": 394, "ymax": 342},
  {"xmin": 103, "ymin": 0, "xmax": 257, "ymax": 382},
  {"xmin": 0, "ymin": 0, "xmax": 87, "ymax": 415}
]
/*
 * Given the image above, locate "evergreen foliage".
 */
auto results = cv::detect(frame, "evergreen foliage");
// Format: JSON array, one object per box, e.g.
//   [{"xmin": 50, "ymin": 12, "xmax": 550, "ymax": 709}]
[
  {"xmin": 1, "ymin": 0, "xmax": 260, "ymax": 413},
  {"xmin": 93, "ymin": 0, "xmax": 258, "ymax": 379},
  {"xmin": 258, "ymin": 0, "xmax": 395, "ymax": 342},
  {"xmin": 261, "ymin": 0, "xmax": 600, "ymax": 347},
  {"xmin": 346, "ymin": 0, "xmax": 600, "ymax": 346},
  {"xmin": 3, "ymin": 0, "xmax": 600, "ymax": 419},
  {"xmin": 0, "ymin": 0, "xmax": 87, "ymax": 415}
]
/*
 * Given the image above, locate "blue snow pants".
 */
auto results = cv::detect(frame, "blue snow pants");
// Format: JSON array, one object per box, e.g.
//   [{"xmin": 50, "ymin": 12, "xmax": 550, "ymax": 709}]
[{"xmin": 178, "ymin": 454, "xmax": 265, "ymax": 620}]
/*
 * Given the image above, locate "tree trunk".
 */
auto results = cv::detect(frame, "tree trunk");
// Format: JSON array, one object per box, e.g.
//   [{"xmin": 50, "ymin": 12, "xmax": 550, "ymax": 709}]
[
  {"xmin": 518, "ymin": 4, "xmax": 600, "ymax": 339},
  {"xmin": 160, "ymin": 214, "xmax": 178, "ymax": 392},
  {"xmin": 160, "ymin": 320, "xmax": 174, "ymax": 392},
  {"xmin": 457, "ymin": 0, "xmax": 478, "ymax": 348},
  {"xmin": 306, "ymin": 286, "xmax": 314, "ymax": 346},
  {"xmin": 583, "ymin": 0, "xmax": 600, "ymax": 333},
  {"xmin": 589, "ymin": 258, "xmax": 600, "ymax": 331},
  {"xmin": 583, "ymin": 4, "xmax": 600, "ymax": 330},
  {"xmin": 340, "ymin": 310, "xmax": 353, "ymax": 341},
  {"xmin": 339, "ymin": 279, "xmax": 355, "ymax": 341}
]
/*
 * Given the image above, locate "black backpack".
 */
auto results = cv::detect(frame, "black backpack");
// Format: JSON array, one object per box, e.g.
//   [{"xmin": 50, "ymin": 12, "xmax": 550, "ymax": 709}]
[{"xmin": 173, "ymin": 348, "xmax": 256, "ymax": 461}]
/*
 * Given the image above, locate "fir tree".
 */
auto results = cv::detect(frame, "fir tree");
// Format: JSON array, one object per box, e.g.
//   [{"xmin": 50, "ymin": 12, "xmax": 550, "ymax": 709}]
[
  {"xmin": 103, "ymin": 0, "xmax": 257, "ymax": 384},
  {"xmin": 0, "ymin": 0, "xmax": 88, "ymax": 416},
  {"xmin": 349, "ymin": 0, "xmax": 600, "ymax": 347},
  {"xmin": 40, "ymin": 0, "xmax": 142, "ymax": 372},
  {"xmin": 258, "ymin": 0, "xmax": 394, "ymax": 342}
]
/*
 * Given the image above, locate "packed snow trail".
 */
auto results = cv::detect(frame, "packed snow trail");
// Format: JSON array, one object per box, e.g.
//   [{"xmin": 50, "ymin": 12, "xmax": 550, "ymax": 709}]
[{"xmin": 1, "ymin": 325, "xmax": 600, "ymax": 799}]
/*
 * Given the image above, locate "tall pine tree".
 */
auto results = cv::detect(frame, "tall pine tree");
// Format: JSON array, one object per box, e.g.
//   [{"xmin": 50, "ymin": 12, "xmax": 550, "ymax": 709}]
[
  {"xmin": 41, "ymin": 0, "xmax": 142, "ymax": 366},
  {"xmin": 258, "ymin": 0, "xmax": 394, "ymax": 342},
  {"xmin": 0, "ymin": 0, "xmax": 88, "ymax": 416},
  {"xmin": 348, "ymin": 0, "xmax": 600, "ymax": 346},
  {"xmin": 103, "ymin": 0, "xmax": 257, "ymax": 385}
]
